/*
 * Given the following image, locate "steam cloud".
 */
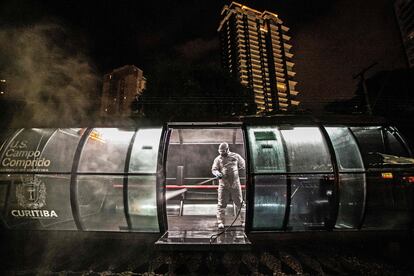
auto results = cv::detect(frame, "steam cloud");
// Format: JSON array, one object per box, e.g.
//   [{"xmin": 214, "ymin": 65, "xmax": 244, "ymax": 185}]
[
  {"xmin": 0, "ymin": 23, "xmax": 100, "ymax": 126},
  {"xmin": 175, "ymin": 38, "xmax": 219, "ymax": 61}
]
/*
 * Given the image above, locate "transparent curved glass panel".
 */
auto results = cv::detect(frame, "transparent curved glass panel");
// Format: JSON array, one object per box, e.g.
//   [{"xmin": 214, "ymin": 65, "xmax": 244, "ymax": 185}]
[
  {"xmin": 362, "ymin": 172, "xmax": 413, "ymax": 230},
  {"xmin": 129, "ymin": 128, "xmax": 162, "ymax": 173},
  {"xmin": 128, "ymin": 175, "xmax": 159, "ymax": 232},
  {"xmin": 1, "ymin": 174, "xmax": 76, "ymax": 230},
  {"xmin": 77, "ymin": 175, "xmax": 127, "ymax": 231},
  {"xmin": 252, "ymin": 175, "xmax": 287, "ymax": 230},
  {"xmin": 288, "ymin": 174, "xmax": 334, "ymax": 231},
  {"xmin": 385, "ymin": 128, "xmax": 409, "ymax": 157},
  {"xmin": 0, "ymin": 129, "xmax": 18, "ymax": 154},
  {"xmin": 0, "ymin": 178, "xmax": 7, "ymax": 217},
  {"xmin": 78, "ymin": 128, "xmax": 134, "ymax": 173},
  {"xmin": 169, "ymin": 128, "xmax": 242, "ymax": 144},
  {"xmin": 247, "ymin": 127, "xmax": 286, "ymax": 173},
  {"xmin": 0, "ymin": 129, "xmax": 56, "ymax": 173},
  {"xmin": 39, "ymin": 128, "xmax": 82, "ymax": 172},
  {"xmin": 281, "ymin": 127, "xmax": 333, "ymax": 173},
  {"xmin": 350, "ymin": 127, "xmax": 384, "ymax": 168},
  {"xmin": 335, "ymin": 173, "xmax": 365, "ymax": 229},
  {"xmin": 325, "ymin": 127, "xmax": 364, "ymax": 172}
]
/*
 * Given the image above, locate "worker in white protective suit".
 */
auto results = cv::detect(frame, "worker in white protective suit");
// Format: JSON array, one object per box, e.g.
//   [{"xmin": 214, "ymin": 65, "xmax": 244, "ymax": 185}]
[{"xmin": 212, "ymin": 142, "xmax": 245, "ymax": 229}]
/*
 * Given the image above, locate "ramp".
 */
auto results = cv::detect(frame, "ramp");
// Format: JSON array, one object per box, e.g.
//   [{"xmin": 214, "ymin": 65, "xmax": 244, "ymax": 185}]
[{"xmin": 155, "ymin": 230, "xmax": 251, "ymax": 250}]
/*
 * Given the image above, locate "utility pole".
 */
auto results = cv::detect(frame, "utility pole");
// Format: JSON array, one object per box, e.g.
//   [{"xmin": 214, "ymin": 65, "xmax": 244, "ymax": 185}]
[{"xmin": 352, "ymin": 62, "xmax": 377, "ymax": 115}]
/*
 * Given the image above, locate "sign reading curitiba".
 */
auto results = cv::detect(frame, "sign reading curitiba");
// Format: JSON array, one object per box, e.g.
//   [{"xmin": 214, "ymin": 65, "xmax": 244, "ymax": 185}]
[
  {"xmin": 1, "ymin": 140, "xmax": 51, "ymax": 172},
  {"xmin": 11, "ymin": 176, "xmax": 59, "ymax": 219}
]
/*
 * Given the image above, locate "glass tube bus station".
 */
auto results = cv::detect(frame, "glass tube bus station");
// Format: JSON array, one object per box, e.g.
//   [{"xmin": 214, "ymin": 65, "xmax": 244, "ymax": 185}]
[{"xmin": 1, "ymin": 116, "xmax": 413, "ymax": 247}]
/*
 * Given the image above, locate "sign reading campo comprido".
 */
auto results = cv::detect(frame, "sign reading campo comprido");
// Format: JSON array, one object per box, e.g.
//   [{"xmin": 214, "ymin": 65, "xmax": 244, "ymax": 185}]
[{"xmin": 1, "ymin": 140, "xmax": 51, "ymax": 171}]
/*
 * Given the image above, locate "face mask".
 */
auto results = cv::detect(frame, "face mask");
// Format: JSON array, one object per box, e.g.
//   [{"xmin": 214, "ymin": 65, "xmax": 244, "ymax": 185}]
[{"xmin": 219, "ymin": 149, "xmax": 229, "ymax": 157}]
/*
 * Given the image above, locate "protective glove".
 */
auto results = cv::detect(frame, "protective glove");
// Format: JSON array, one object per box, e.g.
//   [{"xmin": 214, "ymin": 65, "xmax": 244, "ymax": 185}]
[{"xmin": 214, "ymin": 172, "xmax": 223, "ymax": 179}]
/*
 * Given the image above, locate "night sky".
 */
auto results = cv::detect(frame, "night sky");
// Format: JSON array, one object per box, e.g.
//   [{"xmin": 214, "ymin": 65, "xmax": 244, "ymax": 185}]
[{"xmin": 0, "ymin": 0, "xmax": 408, "ymax": 114}]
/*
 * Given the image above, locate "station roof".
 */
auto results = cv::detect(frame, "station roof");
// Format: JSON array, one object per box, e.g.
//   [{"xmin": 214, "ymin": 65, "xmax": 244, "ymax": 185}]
[{"xmin": 2, "ymin": 114, "xmax": 388, "ymax": 129}]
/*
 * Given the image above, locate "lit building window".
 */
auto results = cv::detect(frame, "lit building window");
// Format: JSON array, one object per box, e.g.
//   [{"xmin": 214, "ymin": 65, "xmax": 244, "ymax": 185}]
[{"xmin": 218, "ymin": 2, "xmax": 299, "ymax": 113}]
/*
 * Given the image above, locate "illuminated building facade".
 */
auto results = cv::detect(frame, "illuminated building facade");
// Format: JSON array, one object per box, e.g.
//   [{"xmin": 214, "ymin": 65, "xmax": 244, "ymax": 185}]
[
  {"xmin": 100, "ymin": 65, "xmax": 146, "ymax": 117},
  {"xmin": 394, "ymin": 0, "xmax": 414, "ymax": 68},
  {"xmin": 218, "ymin": 2, "xmax": 299, "ymax": 113},
  {"xmin": 0, "ymin": 79, "xmax": 6, "ymax": 97}
]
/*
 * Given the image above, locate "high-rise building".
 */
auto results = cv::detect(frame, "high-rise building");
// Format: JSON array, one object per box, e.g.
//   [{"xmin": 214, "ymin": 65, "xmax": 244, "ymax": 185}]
[
  {"xmin": 0, "ymin": 79, "xmax": 6, "ymax": 97},
  {"xmin": 394, "ymin": 0, "xmax": 414, "ymax": 68},
  {"xmin": 218, "ymin": 2, "xmax": 299, "ymax": 113},
  {"xmin": 100, "ymin": 65, "xmax": 146, "ymax": 117}
]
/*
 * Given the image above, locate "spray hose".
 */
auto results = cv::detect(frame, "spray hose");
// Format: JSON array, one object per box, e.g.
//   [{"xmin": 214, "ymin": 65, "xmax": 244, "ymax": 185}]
[
  {"xmin": 209, "ymin": 200, "xmax": 245, "ymax": 244},
  {"xmin": 195, "ymin": 176, "xmax": 219, "ymax": 185}
]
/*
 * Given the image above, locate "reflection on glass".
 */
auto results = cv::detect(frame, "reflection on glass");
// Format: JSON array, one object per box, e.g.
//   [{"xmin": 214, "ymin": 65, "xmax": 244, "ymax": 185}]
[
  {"xmin": 252, "ymin": 175, "xmax": 286, "ymax": 230},
  {"xmin": 1, "ymin": 174, "xmax": 76, "ymax": 230},
  {"xmin": 281, "ymin": 127, "xmax": 333, "ymax": 173},
  {"xmin": 351, "ymin": 127, "xmax": 384, "ymax": 168},
  {"xmin": 40, "ymin": 128, "xmax": 82, "ymax": 172},
  {"xmin": 128, "ymin": 176, "xmax": 159, "ymax": 232},
  {"xmin": 247, "ymin": 127, "xmax": 286, "ymax": 173},
  {"xmin": 336, "ymin": 173, "xmax": 365, "ymax": 229},
  {"xmin": 0, "ymin": 181, "xmax": 7, "ymax": 213},
  {"xmin": 77, "ymin": 175, "xmax": 127, "ymax": 231},
  {"xmin": 129, "ymin": 128, "xmax": 162, "ymax": 173},
  {"xmin": 350, "ymin": 127, "xmax": 411, "ymax": 158},
  {"xmin": 363, "ymin": 172, "xmax": 413, "ymax": 230},
  {"xmin": 325, "ymin": 127, "xmax": 364, "ymax": 172},
  {"xmin": 38, "ymin": 175, "xmax": 76, "ymax": 230},
  {"xmin": 385, "ymin": 129, "xmax": 409, "ymax": 157},
  {"xmin": 289, "ymin": 174, "xmax": 334, "ymax": 231},
  {"xmin": 78, "ymin": 128, "xmax": 134, "ymax": 173}
]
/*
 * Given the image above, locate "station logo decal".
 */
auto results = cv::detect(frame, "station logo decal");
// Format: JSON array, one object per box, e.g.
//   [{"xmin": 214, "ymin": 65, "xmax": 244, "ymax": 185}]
[
  {"xmin": 16, "ymin": 176, "xmax": 46, "ymax": 209},
  {"xmin": 11, "ymin": 176, "xmax": 58, "ymax": 218}
]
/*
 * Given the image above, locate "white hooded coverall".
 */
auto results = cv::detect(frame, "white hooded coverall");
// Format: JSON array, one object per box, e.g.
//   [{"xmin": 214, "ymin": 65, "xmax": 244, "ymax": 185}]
[{"xmin": 212, "ymin": 149, "xmax": 245, "ymax": 225}]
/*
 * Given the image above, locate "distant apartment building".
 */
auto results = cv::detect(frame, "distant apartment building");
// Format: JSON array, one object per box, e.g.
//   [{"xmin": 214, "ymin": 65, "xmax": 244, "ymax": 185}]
[
  {"xmin": 218, "ymin": 2, "xmax": 299, "ymax": 113},
  {"xmin": 0, "ymin": 79, "xmax": 6, "ymax": 97},
  {"xmin": 100, "ymin": 65, "xmax": 146, "ymax": 117},
  {"xmin": 395, "ymin": 0, "xmax": 414, "ymax": 68},
  {"xmin": 0, "ymin": 79, "xmax": 27, "ymax": 126}
]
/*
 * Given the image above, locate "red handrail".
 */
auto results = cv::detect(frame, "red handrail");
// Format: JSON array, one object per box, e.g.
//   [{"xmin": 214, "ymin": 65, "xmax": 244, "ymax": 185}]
[
  {"xmin": 112, "ymin": 184, "xmax": 246, "ymax": 189},
  {"xmin": 166, "ymin": 185, "xmax": 246, "ymax": 189}
]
